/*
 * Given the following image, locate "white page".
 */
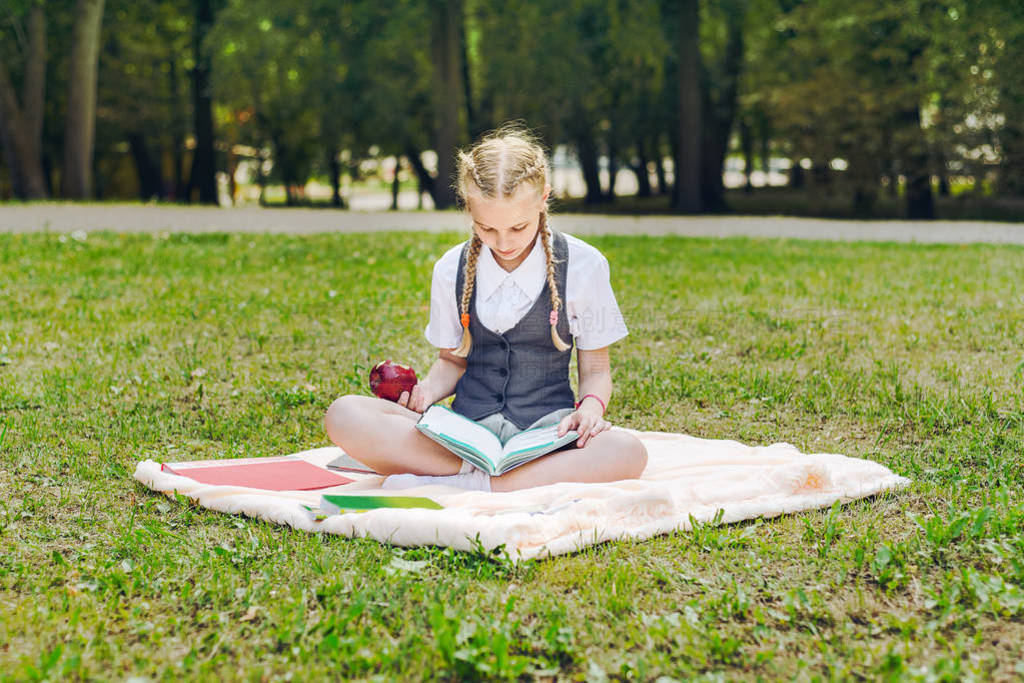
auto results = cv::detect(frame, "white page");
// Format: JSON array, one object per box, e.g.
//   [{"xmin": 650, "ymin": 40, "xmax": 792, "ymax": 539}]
[
  {"xmin": 502, "ymin": 425, "xmax": 564, "ymax": 455},
  {"xmin": 419, "ymin": 406, "xmax": 501, "ymax": 462}
]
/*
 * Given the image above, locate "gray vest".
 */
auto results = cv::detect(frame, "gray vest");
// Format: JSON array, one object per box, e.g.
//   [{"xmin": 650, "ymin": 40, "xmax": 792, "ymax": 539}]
[{"xmin": 451, "ymin": 230, "xmax": 575, "ymax": 429}]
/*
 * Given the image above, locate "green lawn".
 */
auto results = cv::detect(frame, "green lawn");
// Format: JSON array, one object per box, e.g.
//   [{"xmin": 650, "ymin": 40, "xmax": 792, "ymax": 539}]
[{"xmin": 1, "ymin": 230, "xmax": 1023, "ymax": 680}]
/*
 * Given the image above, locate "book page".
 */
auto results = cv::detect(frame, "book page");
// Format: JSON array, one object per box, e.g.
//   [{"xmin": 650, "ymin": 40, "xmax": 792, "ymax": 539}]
[
  {"xmin": 502, "ymin": 425, "xmax": 579, "ymax": 458},
  {"xmin": 417, "ymin": 405, "xmax": 502, "ymax": 464}
]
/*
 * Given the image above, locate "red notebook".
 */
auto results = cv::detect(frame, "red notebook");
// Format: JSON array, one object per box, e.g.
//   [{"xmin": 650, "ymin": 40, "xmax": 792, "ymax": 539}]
[{"xmin": 161, "ymin": 458, "xmax": 353, "ymax": 491}]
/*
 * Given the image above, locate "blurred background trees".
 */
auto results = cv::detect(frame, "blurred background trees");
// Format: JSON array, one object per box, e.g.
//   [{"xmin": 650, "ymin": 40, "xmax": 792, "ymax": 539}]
[{"xmin": 1, "ymin": 0, "xmax": 1022, "ymax": 218}]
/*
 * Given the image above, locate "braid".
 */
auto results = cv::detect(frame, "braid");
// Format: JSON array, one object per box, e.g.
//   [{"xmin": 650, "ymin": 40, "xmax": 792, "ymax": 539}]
[
  {"xmin": 452, "ymin": 234, "xmax": 483, "ymax": 358},
  {"xmin": 502, "ymin": 158, "xmax": 547, "ymax": 197},
  {"xmin": 539, "ymin": 212, "xmax": 572, "ymax": 351},
  {"xmin": 459, "ymin": 151, "xmax": 486, "ymax": 203}
]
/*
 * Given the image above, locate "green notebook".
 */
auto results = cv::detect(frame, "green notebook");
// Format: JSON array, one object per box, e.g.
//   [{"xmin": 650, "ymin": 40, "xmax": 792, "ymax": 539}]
[
  {"xmin": 415, "ymin": 405, "xmax": 579, "ymax": 476},
  {"xmin": 319, "ymin": 494, "xmax": 443, "ymax": 515}
]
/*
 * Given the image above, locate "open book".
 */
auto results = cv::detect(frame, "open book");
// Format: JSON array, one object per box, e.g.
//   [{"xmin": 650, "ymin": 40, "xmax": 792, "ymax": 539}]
[{"xmin": 415, "ymin": 405, "xmax": 578, "ymax": 476}]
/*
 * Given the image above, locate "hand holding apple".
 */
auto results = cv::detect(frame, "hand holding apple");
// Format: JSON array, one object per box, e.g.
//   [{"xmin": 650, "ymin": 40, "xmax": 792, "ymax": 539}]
[
  {"xmin": 369, "ymin": 360, "xmax": 418, "ymax": 402},
  {"xmin": 398, "ymin": 380, "xmax": 437, "ymax": 413}
]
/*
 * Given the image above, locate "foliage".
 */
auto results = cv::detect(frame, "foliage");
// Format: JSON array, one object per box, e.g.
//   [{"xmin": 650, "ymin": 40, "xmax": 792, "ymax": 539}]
[{"xmin": 4, "ymin": 0, "xmax": 1024, "ymax": 205}]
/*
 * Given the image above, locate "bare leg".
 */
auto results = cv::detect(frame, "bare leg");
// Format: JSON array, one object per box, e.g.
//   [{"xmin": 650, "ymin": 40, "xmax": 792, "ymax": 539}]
[
  {"xmin": 491, "ymin": 430, "xmax": 648, "ymax": 492},
  {"xmin": 324, "ymin": 395, "xmax": 464, "ymax": 475}
]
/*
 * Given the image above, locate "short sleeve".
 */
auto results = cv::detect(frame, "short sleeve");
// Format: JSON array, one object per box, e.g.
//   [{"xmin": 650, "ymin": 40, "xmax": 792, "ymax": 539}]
[
  {"xmin": 423, "ymin": 245, "xmax": 463, "ymax": 349},
  {"xmin": 565, "ymin": 238, "xmax": 629, "ymax": 350}
]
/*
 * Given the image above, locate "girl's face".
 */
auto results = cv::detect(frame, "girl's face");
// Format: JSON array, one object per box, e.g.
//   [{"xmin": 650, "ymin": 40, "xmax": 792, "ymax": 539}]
[{"xmin": 467, "ymin": 183, "xmax": 551, "ymax": 272}]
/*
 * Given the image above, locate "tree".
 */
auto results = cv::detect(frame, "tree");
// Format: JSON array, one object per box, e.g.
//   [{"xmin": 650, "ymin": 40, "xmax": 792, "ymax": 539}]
[
  {"xmin": 431, "ymin": 0, "xmax": 464, "ymax": 209},
  {"xmin": 671, "ymin": 0, "xmax": 702, "ymax": 212},
  {"xmin": 600, "ymin": 0, "xmax": 670, "ymax": 201},
  {"xmin": 209, "ymin": 1, "xmax": 327, "ymax": 204},
  {"xmin": 745, "ymin": 0, "xmax": 944, "ymax": 217},
  {"xmin": 0, "ymin": 1, "xmax": 49, "ymax": 198},
  {"xmin": 62, "ymin": 0, "xmax": 105, "ymax": 198},
  {"xmin": 188, "ymin": 0, "xmax": 219, "ymax": 204},
  {"xmin": 698, "ymin": 0, "xmax": 748, "ymax": 211},
  {"xmin": 979, "ymin": 1, "xmax": 1024, "ymax": 195},
  {"xmin": 96, "ymin": 0, "xmax": 195, "ymax": 200}
]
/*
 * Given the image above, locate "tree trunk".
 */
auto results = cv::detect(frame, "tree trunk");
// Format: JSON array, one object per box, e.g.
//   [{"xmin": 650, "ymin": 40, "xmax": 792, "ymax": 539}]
[
  {"xmin": 268, "ymin": 127, "xmax": 295, "ymax": 206},
  {"xmin": 0, "ymin": 2, "xmax": 48, "ymax": 199},
  {"xmin": 256, "ymin": 150, "xmax": 267, "ymax": 206},
  {"xmin": 789, "ymin": 161, "xmax": 804, "ymax": 189},
  {"xmin": 42, "ymin": 150, "xmax": 54, "ymax": 196},
  {"xmin": 937, "ymin": 169, "xmax": 950, "ymax": 197},
  {"xmin": 226, "ymin": 148, "xmax": 237, "ymax": 205},
  {"xmin": 391, "ymin": 156, "xmax": 401, "ymax": 211},
  {"xmin": 851, "ymin": 187, "xmax": 876, "ymax": 216},
  {"xmin": 431, "ymin": 0, "xmax": 464, "ymax": 209},
  {"xmin": 169, "ymin": 57, "xmax": 186, "ymax": 200},
  {"xmin": 0, "ymin": 123, "xmax": 21, "ymax": 198},
  {"xmin": 127, "ymin": 132, "xmax": 163, "ymax": 200},
  {"xmin": 699, "ymin": 3, "xmax": 744, "ymax": 211},
  {"xmin": 23, "ymin": 2, "xmax": 46, "ymax": 193},
  {"xmin": 653, "ymin": 135, "xmax": 667, "ymax": 195},
  {"xmin": 631, "ymin": 138, "xmax": 652, "ymax": 198},
  {"xmin": 575, "ymin": 130, "xmax": 603, "ymax": 205},
  {"xmin": 848, "ymin": 156, "xmax": 878, "ymax": 216},
  {"xmin": 672, "ymin": 0, "xmax": 702, "ymax": 212},
  {"xmin": 605, "ymin": 136, "xmax": 618, "ymax": 202},
  {"xmin": 62, "ymin": 0, "xmax": 105, "ymax": 199},
  {"xmin": 405, "ymin": 145, "xmax": 435, "ymax": 204},
  {"xmin": 811, "ymin": 162, "xmax": 831, "ymax": 190},
  {"xmin": 329, "ymin": 152, "xmax": 346, "ymax": 208},
  {"xmin": 878, "ymin": 124, "xmax": 897, "ymax": 197},
  {"xmin": 902, "ymin": 106, "xmax": 934, "ymax": 219},
  {"xmin": 740, "ymin": 117, "xmax": 754, "ymax": 193},
  {"xmin": 905, "ymin": 172, "xmax": 934, "ymax": 218},
  {"xmin": 758, "ymin": 112, "xmax": 770, "ymax": 175},
  {"xmin": 998, "ymin": 122, "xmax": 1024, "ymax": 196},
  {"xmin": 187, "ymin": 0, "xmax": 218, "ymax": 204},
  {"xmin": 699, "ymin": 93, "xmax": 726, "ymax": 210}
]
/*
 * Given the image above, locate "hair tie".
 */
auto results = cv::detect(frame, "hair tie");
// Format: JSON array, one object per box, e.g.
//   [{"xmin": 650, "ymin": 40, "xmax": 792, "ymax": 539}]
[
  {"xmin": 549, "ymin": 310, "xmax": 558, "ymax": 326},
  {"xmin": 460, "ymin": 313, "xmax": 470, "ymax": 329},
  {"xmin": 575, "ymin": 393, "xmax": 607, "ymax": 414}
]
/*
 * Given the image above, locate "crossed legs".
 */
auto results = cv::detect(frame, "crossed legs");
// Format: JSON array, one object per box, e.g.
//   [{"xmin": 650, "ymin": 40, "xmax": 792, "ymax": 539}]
[{"xmin": 324, "ymin": 395, "xmax": 648, "ymax": 492}]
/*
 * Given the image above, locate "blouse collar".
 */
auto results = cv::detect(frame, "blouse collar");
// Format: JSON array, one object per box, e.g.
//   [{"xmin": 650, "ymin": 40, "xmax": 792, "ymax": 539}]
[{"xmin": 476, "ymin": 236, "xmax": 547, "ymax": 303}]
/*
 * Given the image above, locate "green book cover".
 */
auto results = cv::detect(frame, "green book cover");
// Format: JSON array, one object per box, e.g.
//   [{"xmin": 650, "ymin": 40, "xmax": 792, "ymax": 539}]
[{"xmin": 319, "ymin": 494, "xmax": 443, "ymax": 515}]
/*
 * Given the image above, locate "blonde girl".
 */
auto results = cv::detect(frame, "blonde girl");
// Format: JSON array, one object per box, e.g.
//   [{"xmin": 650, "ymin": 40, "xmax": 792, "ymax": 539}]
[{"xmin": 324, "ymin": 124, "xmax": 647, "ymax": 492}]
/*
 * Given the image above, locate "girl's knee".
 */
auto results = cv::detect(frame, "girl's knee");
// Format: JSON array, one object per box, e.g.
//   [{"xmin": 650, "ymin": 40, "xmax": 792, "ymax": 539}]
[
  {"xmin": 631, "ymin": 437, "xmax": 649, "ymax": 477},
  {"xmin": 610, "ymin": 431, "xmax": 648, "ymax": 478},
  {"xmin": 324, "ymin": 394, "xmax": 367, "ymax": 440}
]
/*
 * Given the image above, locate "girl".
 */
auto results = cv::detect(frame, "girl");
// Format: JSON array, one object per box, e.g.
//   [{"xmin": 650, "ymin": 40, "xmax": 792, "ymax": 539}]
[{"xmin": 324, "ymin": 125, "xmax": 647, "ymax": 492}]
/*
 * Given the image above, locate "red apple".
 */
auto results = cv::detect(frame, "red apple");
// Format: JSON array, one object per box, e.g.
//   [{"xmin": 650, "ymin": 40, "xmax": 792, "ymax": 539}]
[{"xmin": 369, "ymin": 359, "xmax": 418, "ymax": 402}]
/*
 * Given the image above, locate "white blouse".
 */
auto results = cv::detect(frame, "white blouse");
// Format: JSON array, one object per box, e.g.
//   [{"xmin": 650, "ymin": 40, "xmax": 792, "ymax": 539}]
[{"xmin": 424, "ymin": 232, "xmax": 628, "ymax": 351}]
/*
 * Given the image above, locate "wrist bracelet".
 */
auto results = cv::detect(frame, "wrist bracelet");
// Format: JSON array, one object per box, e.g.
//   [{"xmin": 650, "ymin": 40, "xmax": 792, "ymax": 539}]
[{"xmin": 575, "ymin": 393, "xmax": 606, "ymax": 414}]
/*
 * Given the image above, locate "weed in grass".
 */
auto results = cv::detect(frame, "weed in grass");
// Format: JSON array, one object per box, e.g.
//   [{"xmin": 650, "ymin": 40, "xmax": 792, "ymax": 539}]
[
  {"xmin": 400, "ymin": 539, "xmax": 526, "ymax": 581},
  {"xmin": 429, "ymin": 595, "xmax": 534, "ymax": 679},
  {"xmin": 802, "ymin": 501, "xmax": 845, "ymax": 559}
]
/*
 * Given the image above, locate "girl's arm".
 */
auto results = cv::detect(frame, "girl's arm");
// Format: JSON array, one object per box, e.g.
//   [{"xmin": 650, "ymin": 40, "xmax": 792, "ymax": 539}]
[
  {"xmin": 398, "ymin": 349, "xmax": 467, "ymax": 413},
  {"xmin": 558, "ymin": 346, "xmax": 614, "ymax": 448}
]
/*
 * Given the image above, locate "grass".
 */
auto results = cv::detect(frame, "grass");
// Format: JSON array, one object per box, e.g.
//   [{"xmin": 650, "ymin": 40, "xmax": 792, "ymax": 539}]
[{"xmin": 1, "ymin": 229, "xmax": 1023, "ymax": 680}]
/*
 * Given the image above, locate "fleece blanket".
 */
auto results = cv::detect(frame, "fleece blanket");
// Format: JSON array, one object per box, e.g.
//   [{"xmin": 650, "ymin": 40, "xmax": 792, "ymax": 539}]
[{"xmin": 133, "ymin": 428, "xmax": 909, "ymax": 561}]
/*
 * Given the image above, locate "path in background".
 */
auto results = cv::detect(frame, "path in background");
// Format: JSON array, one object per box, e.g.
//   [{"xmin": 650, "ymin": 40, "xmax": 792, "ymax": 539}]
[{"xmin": 2, "ymin": 203, "xmax": 1023, "ymax": 244}]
